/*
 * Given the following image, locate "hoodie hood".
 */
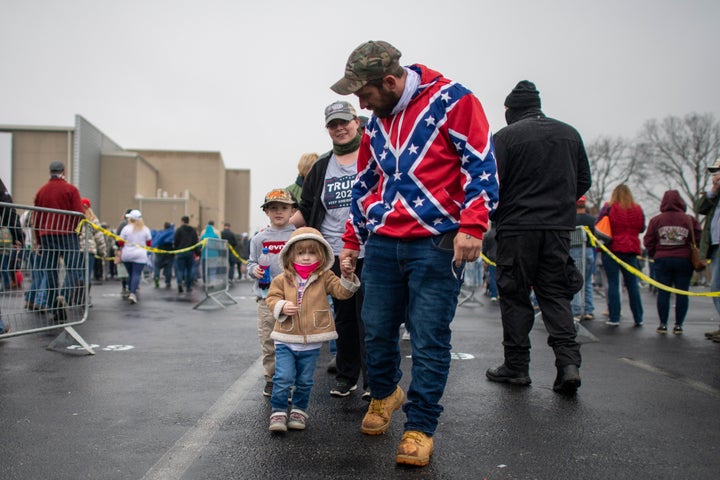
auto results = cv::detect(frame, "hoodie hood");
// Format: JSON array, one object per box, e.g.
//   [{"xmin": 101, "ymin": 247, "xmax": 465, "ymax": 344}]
[
  {"xmin": 659, "ymin": 189, "xmax": 687, "ymax": 213},
  {"xmin": 278, "ymin": 227, "xmax": 335, "ymax": 272}
]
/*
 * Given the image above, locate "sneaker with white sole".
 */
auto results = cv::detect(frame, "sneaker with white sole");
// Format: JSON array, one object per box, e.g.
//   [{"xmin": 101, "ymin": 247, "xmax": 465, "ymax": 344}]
[
  {"xmin": 128, "ymin": 293, "xmax": 137, "ymax": 304},
  {"xmin": 287, "ymin": 409, "xmax": 307, "ymax": 430},
  {"xmin": 330, "ymin": 380, "xmax": 357, "ymax": 397},
  {"xmin": 268, "ymin": 412, "xmax": 287, "ymax": 432}
]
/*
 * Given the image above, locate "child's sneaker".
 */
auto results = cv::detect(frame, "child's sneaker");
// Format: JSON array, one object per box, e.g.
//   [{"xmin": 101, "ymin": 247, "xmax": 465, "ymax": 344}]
[
  {"xmin": 673, "ymin": 325, "xmax": 683, "ymax": 335},
  {"xmin": 268, "ymin": 412, "xmax": 287, "ymax": 432},
  {"xmin": 287, "ymin": 409, "xmax": 307, "ymax": 430},
  {"xmin": 656, "ymin": 324, "xmax": 667, "ymax": 334}
]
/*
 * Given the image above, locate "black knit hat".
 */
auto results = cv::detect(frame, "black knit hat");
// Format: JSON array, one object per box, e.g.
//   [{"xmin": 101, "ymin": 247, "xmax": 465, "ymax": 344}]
[{"xmin": 504, "ymin": 80, "xmax": 541, "ymax": 109}]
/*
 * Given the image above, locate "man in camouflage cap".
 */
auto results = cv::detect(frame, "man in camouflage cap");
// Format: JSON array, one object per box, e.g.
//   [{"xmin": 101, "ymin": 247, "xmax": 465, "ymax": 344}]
[
  {"xmin": 335, "ymin": 40, "xmax": 499, "ymax": 467},
  {"xmin": 331, "ymin": 40, "xmax": 404, "ymax": 95}
]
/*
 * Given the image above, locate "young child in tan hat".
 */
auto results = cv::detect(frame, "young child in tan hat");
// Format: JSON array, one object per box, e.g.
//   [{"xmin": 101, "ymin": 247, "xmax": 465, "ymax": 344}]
[{"xmin": 264, "ymin": 227, "xmax": 359, "ymax": 432}]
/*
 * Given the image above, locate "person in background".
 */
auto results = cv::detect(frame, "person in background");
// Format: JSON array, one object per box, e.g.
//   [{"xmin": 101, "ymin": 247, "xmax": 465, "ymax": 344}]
[
  {"xmin": 597, "ymin": 184, "xmax": 645, "ymax": 327},
  {"xmin": 265, "ymin": 227, "xmax": 360, "ymax": 432},
  {"xmin": 1, "ymin": 178, "xmax": 22, "ymax": 333},
  {"xmin": 200, "ymin": 220, "xmax": 220, "ymax": 284},
  {"xmin": 152, "ymin": 221, "xmax": 175, "ymax": 289},
  {"xmin": 221, "ymin": 222, "xmax": 239, "ymax": 282},
  {"xmin": 486, "ymin": 80, "xmax": 589, "ymax": 396},
  {"xmin": 33, "ymin": 161, "xmax": 84, "ymax": 323},
  {"xmin": 334, "ymin": 40, "xmax": 498, "ymax": 466},
  {"xmin": 247, "ymin": 188, "xmax": 297, "ymax": 398},
  {"xmin": 239, "ymin": 232, "xmax": 251, "ymax": 280},
  {"xmin": 286, "ymin": 152, "xmax": 319, "ymax": 204},
  {"xmin": 116, "ymin": 208, "xmax": 133, "ymax": 298},
  {"xmin": 570, "ymin": 196, "xmax": 596, "ymax": 321},
  {"xmin": 291, "ymin": 100, "xmax": 368, "ymax": 400},
  {"xmin": 78, "ymin": 198, "xmax": 107, "ymax": 305},
  {"xmin": 696, "ymin": 160, "xmax": 720, "ymax": 342},
  {"xmin": 118, "ymin": 209, "xmax": 151, "ymax": 304},
  {"xmin": 643, "ymin": 190, "xmax": 700, "ymax": 335},
  {"xmin": 174, "ymin": 215, "xmax": 200, "ymax": 294}
]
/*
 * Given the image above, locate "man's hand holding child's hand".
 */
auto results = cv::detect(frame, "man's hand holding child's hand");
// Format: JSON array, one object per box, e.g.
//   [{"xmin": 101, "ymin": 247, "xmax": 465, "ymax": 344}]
[{"xmin": 340, "ymin": 257, "xmax": 354, "ymax": 279}]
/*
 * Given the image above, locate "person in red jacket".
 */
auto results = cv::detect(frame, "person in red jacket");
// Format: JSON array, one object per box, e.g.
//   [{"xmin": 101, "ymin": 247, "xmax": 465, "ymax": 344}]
[
  {"xmin": 33, "ymin": 161, "xmax": 84, "ymax": 323},
  {"xmin": 643, "ymin": 190, "xmax": 701, "ymax": 334},
  {"xmin": 597, "ymin": 184, "xmax": 645, "ymax": 327}
]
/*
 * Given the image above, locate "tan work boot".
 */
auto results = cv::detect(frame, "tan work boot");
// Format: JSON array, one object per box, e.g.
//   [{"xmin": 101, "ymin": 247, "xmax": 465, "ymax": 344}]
[
  {"xmin": 396, "ymin": 430, "xmax": 434, "ymax": 466},
  {"xmin": 360, "ymin": 385, "xmax": 405, "ymax": 435}
]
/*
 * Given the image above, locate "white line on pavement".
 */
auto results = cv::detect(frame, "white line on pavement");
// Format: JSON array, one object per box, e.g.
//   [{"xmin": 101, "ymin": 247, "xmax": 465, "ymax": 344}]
[
  {"xmin": 141, "ymin": 356, "xmax": 263, "ymax": 480},
  {"xmin": 620, "ymin": 357, "xmax": 720, "ymax": 399}
]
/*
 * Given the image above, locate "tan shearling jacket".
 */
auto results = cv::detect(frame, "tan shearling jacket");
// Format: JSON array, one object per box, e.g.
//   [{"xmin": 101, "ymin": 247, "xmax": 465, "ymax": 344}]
[{"xmin": 266, "ymin": 270, "xmax": 360, "ymax": 344}]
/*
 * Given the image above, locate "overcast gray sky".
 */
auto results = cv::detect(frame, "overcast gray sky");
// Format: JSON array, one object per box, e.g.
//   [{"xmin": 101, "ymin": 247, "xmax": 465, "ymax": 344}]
[{"xmin": 1, "ymin": 0, "xmax": 718, "ymax": 231}]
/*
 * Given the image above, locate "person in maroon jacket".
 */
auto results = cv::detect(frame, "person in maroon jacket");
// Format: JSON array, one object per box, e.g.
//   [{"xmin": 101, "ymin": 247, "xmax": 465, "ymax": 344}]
[
  {"xmin": 33, "ymin": 161, "xmax": 84, "ymax": 322},
  {"xmin": 643, "ymin": 190, "xmax": 701, "ymax": 334},
  {"xmin": 597, "ymin": 184, "xmax": 645, "ymax": 327}
]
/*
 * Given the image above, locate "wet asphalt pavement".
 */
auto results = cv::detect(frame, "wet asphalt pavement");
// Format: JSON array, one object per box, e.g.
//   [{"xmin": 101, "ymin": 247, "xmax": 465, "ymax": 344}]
[{"xmin": 1, "ymin": 278, "xmax": 719, "ymax": 479}]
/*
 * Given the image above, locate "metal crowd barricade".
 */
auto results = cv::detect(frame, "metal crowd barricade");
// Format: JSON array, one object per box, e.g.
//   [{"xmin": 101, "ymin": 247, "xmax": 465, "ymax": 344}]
[
  {"xmin": 0, "ymin": 201, "xmax": 94, "ymax": 354},
  {"xmin": 194, "ymin": 237, "xmax": 237, "ymax": 310}
]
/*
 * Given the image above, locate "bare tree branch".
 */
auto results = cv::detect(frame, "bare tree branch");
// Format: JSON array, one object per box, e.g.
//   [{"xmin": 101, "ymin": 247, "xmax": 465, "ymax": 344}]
[{"xmin": 635, "ymin": 113, "xmax": 720, "ymax": 216}]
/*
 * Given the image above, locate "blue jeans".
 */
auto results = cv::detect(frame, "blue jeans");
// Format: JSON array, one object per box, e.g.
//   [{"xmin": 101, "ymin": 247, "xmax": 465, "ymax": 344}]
[
  {"xmin": 362, "ymin": 233, "xmax": 462, "ymax": 436},
  {"xmin": 39, "ymin": 234, "xmax": 80, "ymax": 311},
  {"xmin": 124, "ymin": 262, "xmax": 144, "ymax": 295},
  {"xmin": 602, "ymin": 251, "xmax": 643, "ymax": 324},
  {"xmin": 271, "ymin": 344, "xmax": 320, "ymax": 412},
  {"xmin": 654, "ymin": 257, "xmax": 694, "ymax": 326},
  {"xmin": 569, "ymin": 246, "xmax": 595, "ymax": 316},
  {"xmin": 175, "ymin": 252, "xmax": 194, "ymax": 290}
]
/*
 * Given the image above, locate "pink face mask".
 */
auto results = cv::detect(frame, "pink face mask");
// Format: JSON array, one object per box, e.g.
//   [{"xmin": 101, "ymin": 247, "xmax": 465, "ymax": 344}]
[{"xmin": 294, "ymin": 261, "xmax": 320, "ymax": 279}]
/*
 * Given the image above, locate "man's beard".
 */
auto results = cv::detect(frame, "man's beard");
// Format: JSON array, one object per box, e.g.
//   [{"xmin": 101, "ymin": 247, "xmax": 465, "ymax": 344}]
[{"xmin": 373, "ymin": 88, "xmax": 401, "ymax": 118}]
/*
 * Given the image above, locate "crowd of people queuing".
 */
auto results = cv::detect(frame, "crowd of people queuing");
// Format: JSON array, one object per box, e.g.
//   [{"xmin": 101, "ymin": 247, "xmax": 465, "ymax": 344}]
[
  {"xmin": 3, "ymin": 39, "xmax": 720, "ymax": 469},
  {"xmin": 0, "ymin": 161, "xmax": 254, "ymax": 321}
]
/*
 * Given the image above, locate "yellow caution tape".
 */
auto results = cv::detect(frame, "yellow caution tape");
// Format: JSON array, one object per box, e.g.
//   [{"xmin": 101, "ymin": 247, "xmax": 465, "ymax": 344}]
[
  {"xmin": 582, "ymin": 226, "xmax": 719, "ymax": 297},
  {"xmin": 75, "ymin": 219, "xmax": 248, "ymax": 259}
]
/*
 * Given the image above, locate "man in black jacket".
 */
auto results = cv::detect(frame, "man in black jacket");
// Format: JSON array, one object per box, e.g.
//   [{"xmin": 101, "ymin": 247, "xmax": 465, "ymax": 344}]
[
  {"xmin": 486, "ymin": 80, "xmax": 591, "ymax": 395},
  {"xmin": 173, "ymin": 216, "xmax": 199, "ymax": 293},
  {"xmin": 221, "ymin": 222, "xmax": 239, "ymax": 281}
]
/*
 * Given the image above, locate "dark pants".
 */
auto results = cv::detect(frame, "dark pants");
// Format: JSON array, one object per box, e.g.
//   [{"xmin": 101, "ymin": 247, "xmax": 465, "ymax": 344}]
[
  {"xmin": 175, "ymin": 252, "xmax": 194, "ymax": 290},
  {"xmin": 40, "ymin": 234, "xmax": 81, "ymax": 312},
  {"xmin": 654, "ymin": 256, "xmax": 694, "ymax": 326},
  {"xmin": 331, "ymin": 256, "xmax": 366, "ymax": 389},
  {"xmin": 496, "ymin": 230, "xmax": 582, "ymax": 371},
  {"xmin": 154, "ymin": 253, "xmax": 174, "ymax": 286}
]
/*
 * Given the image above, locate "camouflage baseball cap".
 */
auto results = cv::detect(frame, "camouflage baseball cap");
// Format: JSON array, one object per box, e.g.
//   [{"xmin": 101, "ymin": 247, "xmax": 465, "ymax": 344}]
[
  {"xmin": 330, "ymin": 40, "xmax": 402, "ymax": 95},
  {"xmin": 324, "ymin": 101, "xmax": 357, "ymax": 126},
  {"xmin": 260, "ymin": 188, "xmax": 298, "ymax": 209}
]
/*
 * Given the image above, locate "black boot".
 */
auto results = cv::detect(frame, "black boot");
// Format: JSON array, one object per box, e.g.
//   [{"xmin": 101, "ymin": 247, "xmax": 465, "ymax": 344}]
[
  {"xmin": 553, "ymin": 365, "xmax": 581, "ymax": 394},
  {"xmin": 486, "ymin": 364, "xmax": 531, "ymax": 385}
]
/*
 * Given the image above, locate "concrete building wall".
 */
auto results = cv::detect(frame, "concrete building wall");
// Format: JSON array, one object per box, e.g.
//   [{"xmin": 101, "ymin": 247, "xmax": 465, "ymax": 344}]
[
  {"xmin": 100, "ymin": 153, "xmax": 142, "ymax": 227},
  {"xmin": 225, "ymin": 168, "xmax": 251, "ymax": 234},
  {"xmin": 130, "ymin": 149, "xmax": 227, "ymax": 227},
  {"xmin": 3, "ymin": 129, "xmax": 74, "ymax": 206},
  {"xmin": 136, "ymin": 156, "xmax": 159, "ymax": 199}
]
